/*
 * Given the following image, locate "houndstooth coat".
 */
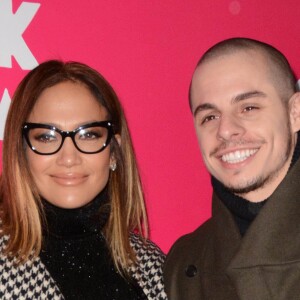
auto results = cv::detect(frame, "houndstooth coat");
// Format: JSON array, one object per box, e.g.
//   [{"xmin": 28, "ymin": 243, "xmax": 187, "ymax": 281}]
[{"xmin": 0, "ymin": 234, "xmax": 167, "ymax": 299}]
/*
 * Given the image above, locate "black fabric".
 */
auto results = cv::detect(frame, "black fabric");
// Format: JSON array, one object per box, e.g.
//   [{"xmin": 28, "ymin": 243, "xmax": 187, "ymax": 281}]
[
  {"xmin": 39, "ymin": 188, "xmax": 146, "ymax": 300},
  {"xmin": 212, "ymin": 132, "xmax": 300, "ymax": 236}
]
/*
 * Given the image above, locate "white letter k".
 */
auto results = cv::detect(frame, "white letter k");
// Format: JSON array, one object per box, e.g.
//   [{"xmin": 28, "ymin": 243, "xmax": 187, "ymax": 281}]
[{"xmin": 0, "ymin": 0, "xmax": 40, "ymax": 70}]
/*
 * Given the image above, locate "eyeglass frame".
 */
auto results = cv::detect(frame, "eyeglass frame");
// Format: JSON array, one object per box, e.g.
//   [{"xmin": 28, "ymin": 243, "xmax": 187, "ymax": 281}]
[{"xmin": 22, "ymin": 121, "xmax": 115, "ymax": 155}]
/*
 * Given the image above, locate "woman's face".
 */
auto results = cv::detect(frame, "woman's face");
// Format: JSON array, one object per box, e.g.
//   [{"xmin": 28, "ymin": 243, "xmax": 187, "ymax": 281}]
[{"xmin": 26, "ymin": 81, "xmax": 113, "ymax": 209}]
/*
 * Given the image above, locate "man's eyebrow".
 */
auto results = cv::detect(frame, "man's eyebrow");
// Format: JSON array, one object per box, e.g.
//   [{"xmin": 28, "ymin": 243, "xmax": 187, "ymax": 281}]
[
  {"xmin": 193, "ymin": 90, "xmax": 267, "ymax": 117},
  {"xmin": 232, "ymin": 90, "xmax": 267, "ymax": 103},
  {"xmin": 193, "ymin": 103, "xmax": 217, "ymax": 117}
]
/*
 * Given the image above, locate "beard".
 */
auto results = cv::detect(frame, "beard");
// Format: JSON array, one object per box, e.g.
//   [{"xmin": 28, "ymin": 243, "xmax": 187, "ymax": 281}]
[{"xmin": 225, "ymin": 125, "xmax": 293, "ymax": 195}]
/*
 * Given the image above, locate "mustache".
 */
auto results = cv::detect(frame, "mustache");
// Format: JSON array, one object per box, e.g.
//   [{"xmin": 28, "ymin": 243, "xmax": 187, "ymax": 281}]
[{"xmin": 210, "ymin": 139, "xmax": 266, "ymax": 157}]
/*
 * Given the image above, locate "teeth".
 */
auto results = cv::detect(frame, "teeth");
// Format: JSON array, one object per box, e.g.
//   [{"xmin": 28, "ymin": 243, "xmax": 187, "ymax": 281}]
[{"xmin": 221, "ymin": 149, "xmax": 258, "ymax": 164}]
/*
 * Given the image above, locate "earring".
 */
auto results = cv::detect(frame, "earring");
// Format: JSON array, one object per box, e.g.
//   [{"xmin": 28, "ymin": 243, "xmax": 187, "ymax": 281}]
[{"xmin": 110, "ymin": 162, "xmax": 117, "ymax": 171}]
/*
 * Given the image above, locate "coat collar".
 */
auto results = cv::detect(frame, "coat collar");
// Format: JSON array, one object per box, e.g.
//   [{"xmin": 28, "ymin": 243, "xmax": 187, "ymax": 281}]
[
  {"xmin": 229, "ymin": 156, "xmax": 300, "ymax": 269},
  {"xmin": 203, "ymin": 156, "xmax": 300, "ymax": 273}
]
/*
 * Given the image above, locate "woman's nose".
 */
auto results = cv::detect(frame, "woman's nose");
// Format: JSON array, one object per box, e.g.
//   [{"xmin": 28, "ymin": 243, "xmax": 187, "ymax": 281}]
[{"xmin": 55, "ymin": 137, "xmax": 82, "ymax": 167}]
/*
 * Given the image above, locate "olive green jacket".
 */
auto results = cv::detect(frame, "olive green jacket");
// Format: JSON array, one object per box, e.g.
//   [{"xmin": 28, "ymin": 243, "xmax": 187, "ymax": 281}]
[{"xmin": 164, "ymin": 159, "xmax": 300, "ymax": 299}]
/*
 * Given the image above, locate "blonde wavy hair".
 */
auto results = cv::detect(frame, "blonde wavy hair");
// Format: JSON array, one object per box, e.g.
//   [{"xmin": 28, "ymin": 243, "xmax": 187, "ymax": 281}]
[{"xmin": 0, "ymin": 60, "xmax": 148, "ymax": 275}]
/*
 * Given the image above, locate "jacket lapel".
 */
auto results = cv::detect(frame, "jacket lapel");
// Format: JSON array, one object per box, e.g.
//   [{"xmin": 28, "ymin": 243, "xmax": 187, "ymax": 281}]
[
  {"xmin": 229, "ymin": 158, "xmax": 300, "ymax": 268},
  {"xmin": 227, "ymin": 158, "xmax": 300, "ymax": 299},
  {"xmin": 202, "ymin": 194, "xmax": 242, "ymax": 272}
]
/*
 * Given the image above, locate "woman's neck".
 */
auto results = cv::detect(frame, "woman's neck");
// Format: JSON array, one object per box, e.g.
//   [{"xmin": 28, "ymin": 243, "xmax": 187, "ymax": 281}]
[{"xmin": 41, "ymin": 186, "xmax": 110, "ymax": 238}]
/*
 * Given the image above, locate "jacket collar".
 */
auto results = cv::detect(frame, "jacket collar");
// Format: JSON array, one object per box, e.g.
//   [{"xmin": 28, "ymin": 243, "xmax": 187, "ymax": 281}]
[
  {"xmin": 229, "ymin": 156, "xmax": 300, "ymax": 269},
  {"xmin": 204, "ymin": 156, "xmax": 300, "ymax": 272}
]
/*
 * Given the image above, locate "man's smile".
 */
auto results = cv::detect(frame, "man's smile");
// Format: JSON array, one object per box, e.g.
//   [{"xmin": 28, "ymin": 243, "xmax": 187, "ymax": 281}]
[{"xmin": 220, "ymin": 148, "xmax": 258, "ymax": 164}]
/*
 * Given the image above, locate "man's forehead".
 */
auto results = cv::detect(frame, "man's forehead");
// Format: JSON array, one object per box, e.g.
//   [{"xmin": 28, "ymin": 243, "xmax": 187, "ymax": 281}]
[
  {"xmin": 192, "ymin": 50, "xmax": 268, "ymax": 89},
  {"xmin": 190, "ymin": 50, "xmax": 271, "ymax": 111},
  {"xmin": 196, "ymin": 48, "xmax": 265, "ymax": 72}
]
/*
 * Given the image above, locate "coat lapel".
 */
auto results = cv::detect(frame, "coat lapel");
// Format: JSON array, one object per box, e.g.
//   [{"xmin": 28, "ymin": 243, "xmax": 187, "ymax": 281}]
[
  {"xmin": 229, "ymin": 159, "xmax": 300, "ymax": 268},
  {"xmin": 202, "ymin": 194, "xmax": 242, "ymax": 272},
  {"xmin": 227, "ymin": 159, "xmax": 300, "ymax": 299}
]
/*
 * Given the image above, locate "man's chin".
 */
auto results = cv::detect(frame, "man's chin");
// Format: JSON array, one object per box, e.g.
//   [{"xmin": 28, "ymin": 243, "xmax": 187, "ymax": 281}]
[{"xmin": 224, "ymin": 176, "xmax": 265, "ymax": 195}]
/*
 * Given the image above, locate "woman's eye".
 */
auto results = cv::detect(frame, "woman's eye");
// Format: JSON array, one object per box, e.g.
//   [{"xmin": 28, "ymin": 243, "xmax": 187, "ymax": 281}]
[
  {"xmin": 34, "ymin": 133, "xmax": 57, "ymax": 143},
  {"xmin": 79, "ymin": 131, "xmax": 102, "ymax": 140}
]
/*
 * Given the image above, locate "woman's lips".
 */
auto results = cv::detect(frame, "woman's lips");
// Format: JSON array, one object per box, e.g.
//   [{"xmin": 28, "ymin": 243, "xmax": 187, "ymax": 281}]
[{"xmin": 50, "ymin": 173, "xmax": 88, "ymax": 186}]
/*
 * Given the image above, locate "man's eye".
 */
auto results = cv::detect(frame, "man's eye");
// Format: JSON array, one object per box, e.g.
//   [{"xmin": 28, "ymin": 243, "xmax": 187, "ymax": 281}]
[
  {"xmin": 202, "ymin": 115, "xmax": 218, "ymax": 125},
  {"xmin": 243, "ymin": 106, "xmax": 258, "ymax": 112}
]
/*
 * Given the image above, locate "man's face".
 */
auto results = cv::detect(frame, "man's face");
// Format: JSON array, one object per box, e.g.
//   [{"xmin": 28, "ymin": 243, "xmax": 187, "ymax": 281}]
[{"xmin": 190, "ymin": 51, "xmax": 299, "ymax": 202}]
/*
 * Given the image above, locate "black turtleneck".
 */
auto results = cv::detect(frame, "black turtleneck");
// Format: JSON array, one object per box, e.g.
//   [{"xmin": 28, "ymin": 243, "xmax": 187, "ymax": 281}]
[
  {"xmin": 212, "ymin": 132, "xmax": 300, "ymax": 236},
  {"xmin": 39, "ymin": 188, "xmax": 146, "ymax": 300}
]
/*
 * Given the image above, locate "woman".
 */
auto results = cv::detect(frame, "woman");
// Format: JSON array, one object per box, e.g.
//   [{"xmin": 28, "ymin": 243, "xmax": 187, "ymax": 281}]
[{"xmin": 0, "ymin": 60, "xmax": 167, "ymax": 299}]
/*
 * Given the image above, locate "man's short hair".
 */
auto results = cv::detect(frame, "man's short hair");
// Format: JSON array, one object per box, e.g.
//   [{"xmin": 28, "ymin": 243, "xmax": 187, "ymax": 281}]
[{"xmin": 189, "ymin": 37, "xmax": 297, "ymax": 109}]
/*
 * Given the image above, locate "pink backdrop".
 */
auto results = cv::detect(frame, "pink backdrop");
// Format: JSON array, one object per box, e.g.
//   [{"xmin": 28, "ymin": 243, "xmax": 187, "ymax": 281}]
[{"xmin": 0, "ymin": 0, "xmax": 299, "ymax": 253}]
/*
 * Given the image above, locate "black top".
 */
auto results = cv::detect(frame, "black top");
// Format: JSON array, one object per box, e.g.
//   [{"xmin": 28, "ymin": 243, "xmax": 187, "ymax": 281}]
[{"xmin": 39, "ymin": 188, "xmax": 146, "ymax": 300}]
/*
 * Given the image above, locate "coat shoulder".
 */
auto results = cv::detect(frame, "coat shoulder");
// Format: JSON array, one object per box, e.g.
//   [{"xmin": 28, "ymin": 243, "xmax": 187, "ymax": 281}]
[
  {"xmin": 129, "ymin": 233, "xmax": 168, "ymax": 300},
  {"xmin": 165, "ymin": 218, "xmax": 212, "ymax": 266},
  {"xmin": 163, "ymin": 219, "xmax": 213, "ymax": 300},
  {"xmin": 0, "ymin": 234, "xmax": 63, "ymax": 299}
]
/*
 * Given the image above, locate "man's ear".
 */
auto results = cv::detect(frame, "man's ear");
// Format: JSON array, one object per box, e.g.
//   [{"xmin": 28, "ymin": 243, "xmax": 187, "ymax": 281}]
[{"xmin": 289, "ymin": 92, "xmax": 300, "ymax": 132}]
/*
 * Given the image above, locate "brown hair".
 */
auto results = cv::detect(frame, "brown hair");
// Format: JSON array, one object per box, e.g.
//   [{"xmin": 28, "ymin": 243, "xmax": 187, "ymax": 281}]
[
  {"xmin": 0, "ymin": 60, "xmax": 148, "ymax": 275},
  {"xmin": 189, "ymin": 37, "xmax": 297, "ymax": 109}
]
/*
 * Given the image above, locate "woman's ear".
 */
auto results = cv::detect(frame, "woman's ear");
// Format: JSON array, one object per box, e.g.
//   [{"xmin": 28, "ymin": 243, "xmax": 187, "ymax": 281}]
[
  {"xmin": 109, "ymin": 134, "xmax": 121, "ymax": 171},
  {"xmin": 114, "ymin": 134, "xmax": 121, "ymax": 146},
  {"xmin": 289, "ymin": 92, "xmax": 300, "ymax": 132}
]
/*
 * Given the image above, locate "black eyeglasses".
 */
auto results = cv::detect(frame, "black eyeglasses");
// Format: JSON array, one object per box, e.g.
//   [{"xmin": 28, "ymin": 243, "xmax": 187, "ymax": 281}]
[{"xmin": 22, "ymin": 121, "xmax": 114, "ymax": 155}]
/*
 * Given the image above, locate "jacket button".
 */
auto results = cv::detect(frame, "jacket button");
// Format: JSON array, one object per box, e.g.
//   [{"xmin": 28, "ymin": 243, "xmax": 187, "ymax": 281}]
[{"xmin": 185, "ymin": 265, "xmax": 197, "ymax": 277}]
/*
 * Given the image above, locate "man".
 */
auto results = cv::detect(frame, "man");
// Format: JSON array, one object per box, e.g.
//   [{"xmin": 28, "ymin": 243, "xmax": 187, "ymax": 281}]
[{"xmin": 164, "ymin": 38, "xmax": 300, "ymax": 299}]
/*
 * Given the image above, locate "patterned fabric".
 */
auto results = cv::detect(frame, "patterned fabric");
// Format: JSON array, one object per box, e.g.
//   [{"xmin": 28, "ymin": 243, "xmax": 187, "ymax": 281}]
[
  {"xmin": 130, "ymin": 233, "xmax": 168, "ymax": 300},
  {"xmin": 0, "ymin": 236, "xmax": 62, "ymax": 300},
  {"xmin": 0, "ymin": 234, "xmax": 167, "ymax": 299}
]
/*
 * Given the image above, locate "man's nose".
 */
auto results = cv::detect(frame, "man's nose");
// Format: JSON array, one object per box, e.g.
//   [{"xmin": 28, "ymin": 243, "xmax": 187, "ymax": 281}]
[{"xmin": 216, "ymin": 115, "xmax": 246, "ymax": 142}]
